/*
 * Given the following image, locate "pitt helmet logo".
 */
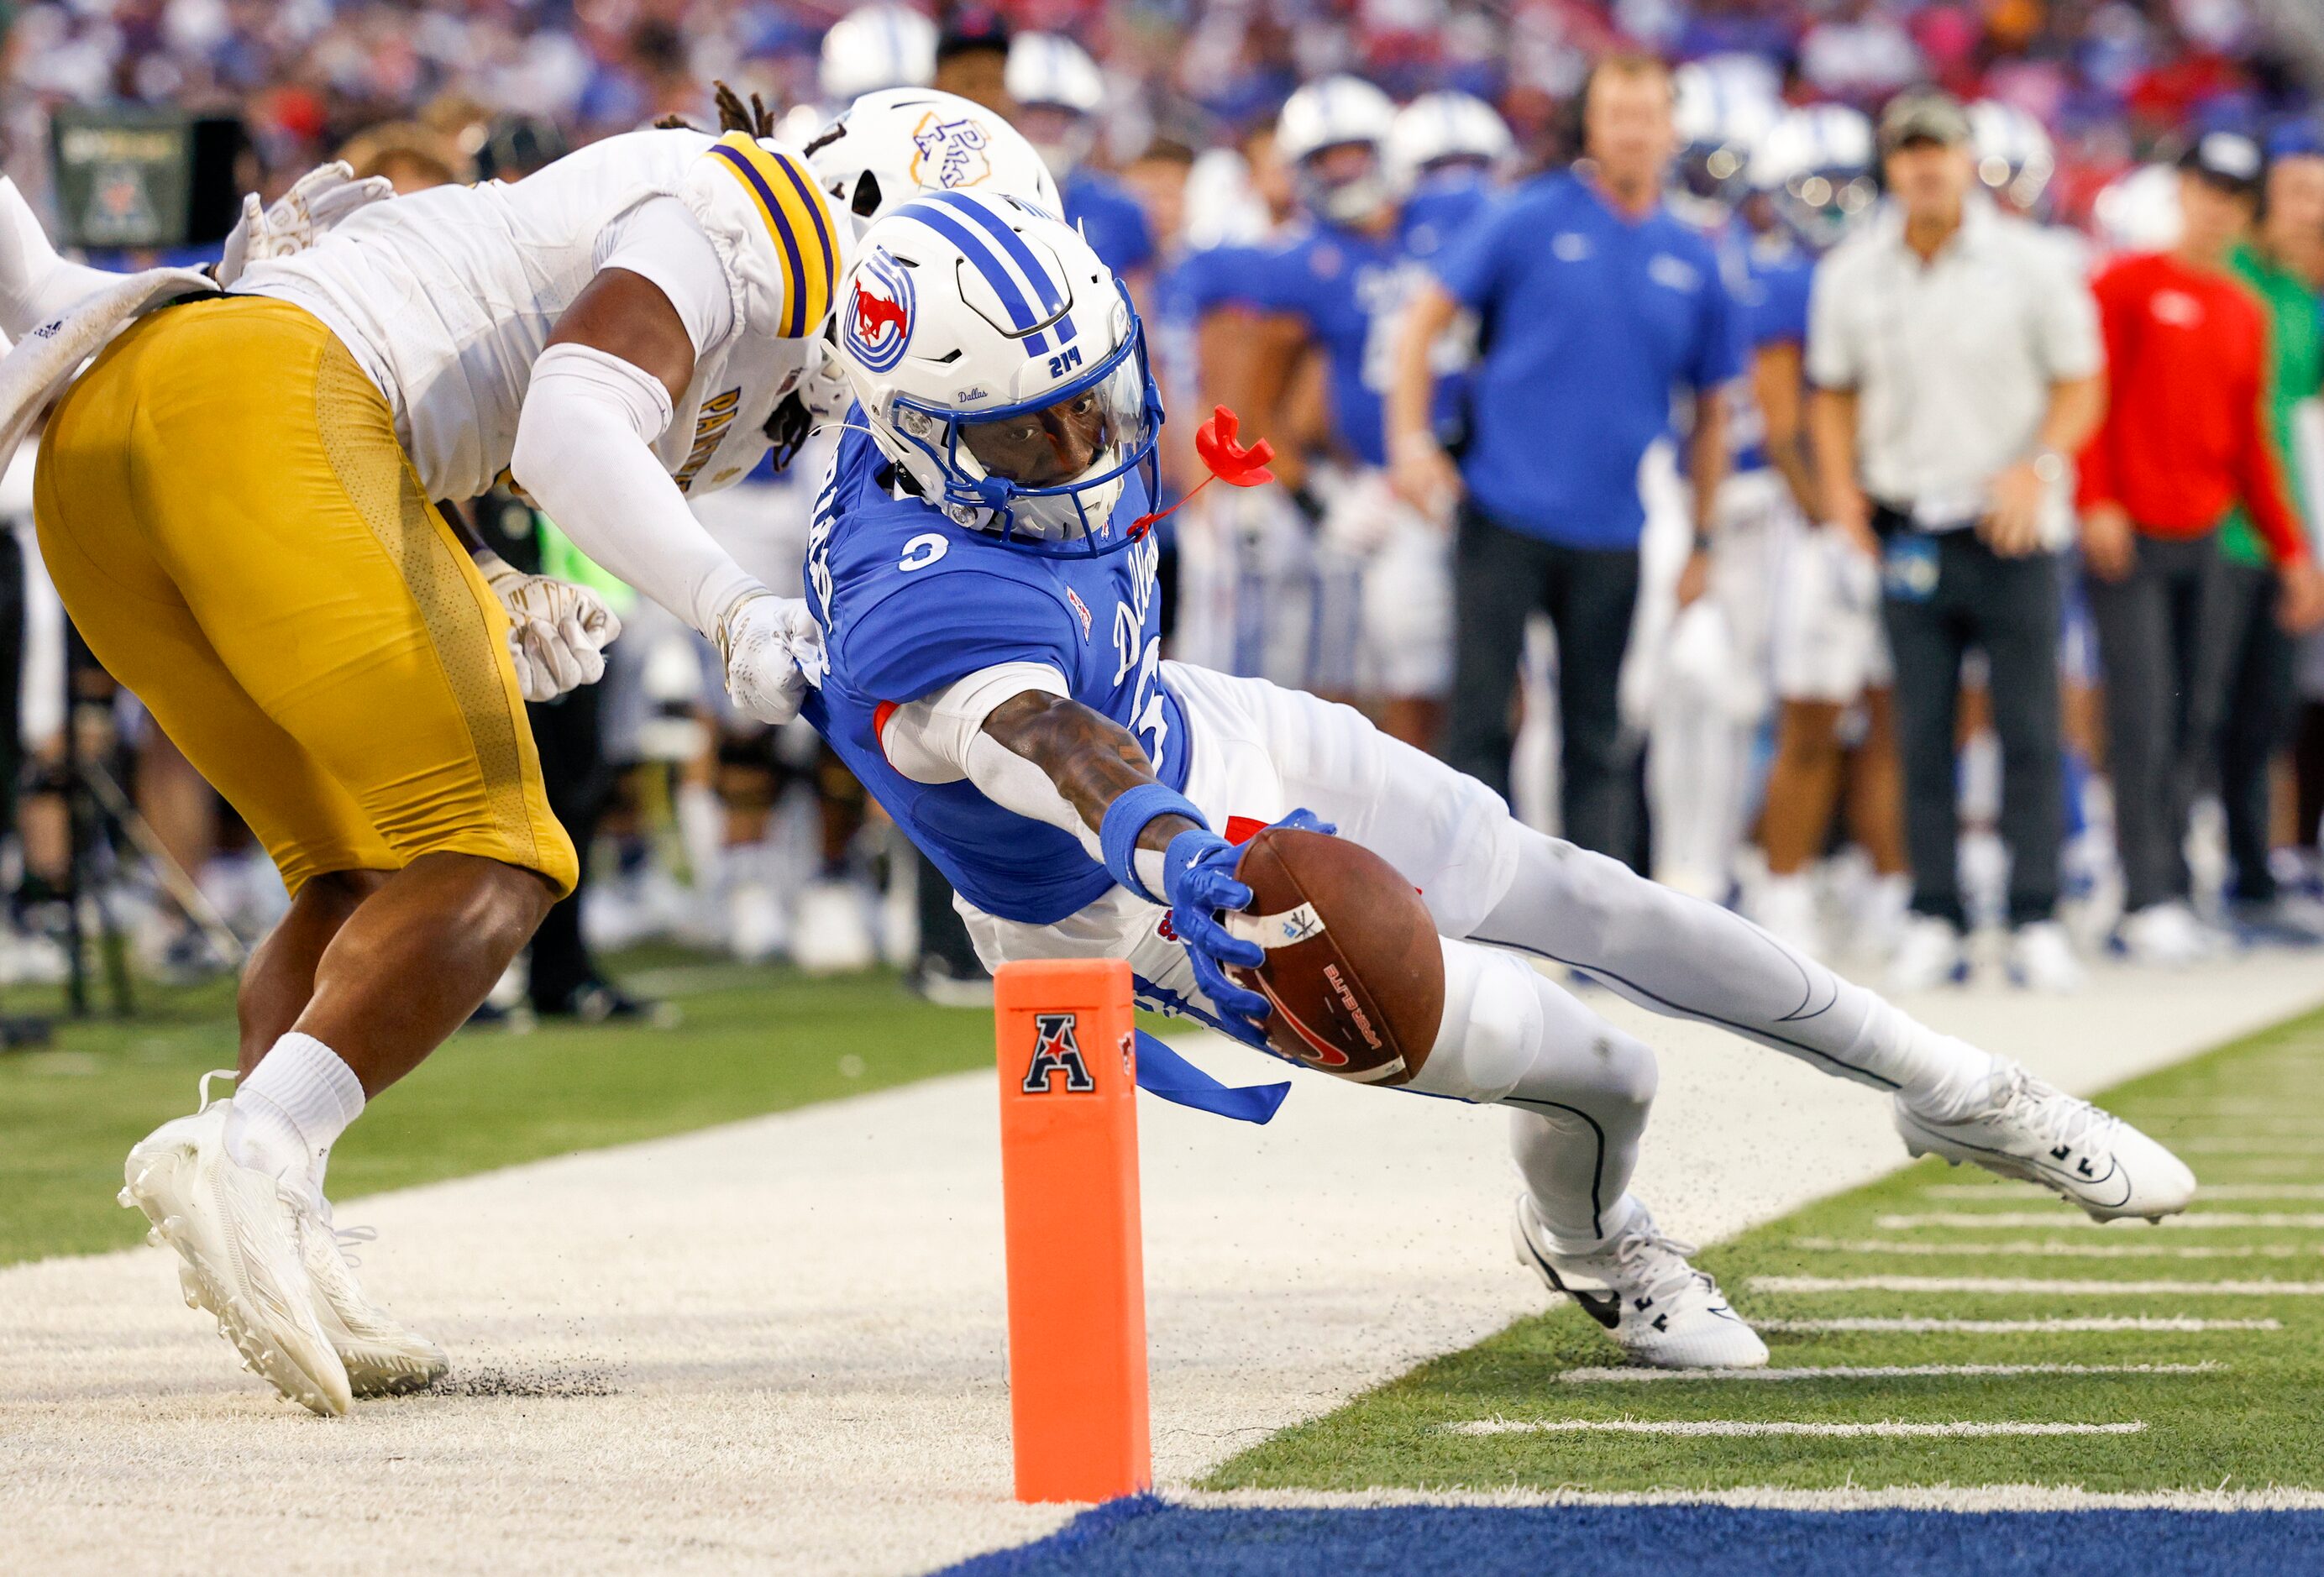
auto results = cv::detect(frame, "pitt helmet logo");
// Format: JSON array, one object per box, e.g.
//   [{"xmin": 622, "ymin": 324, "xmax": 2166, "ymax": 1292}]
[
  {"xmin": 847, "ymin": 249, "xmax": 915, "ymax": 375},
  {"xmin": 907, "ymin": 112, "xmax": 995, "ymax": 191},
  {"xmin": 1022, "ymin": 1013, "xmax": 1097, "ymax": 1093}
]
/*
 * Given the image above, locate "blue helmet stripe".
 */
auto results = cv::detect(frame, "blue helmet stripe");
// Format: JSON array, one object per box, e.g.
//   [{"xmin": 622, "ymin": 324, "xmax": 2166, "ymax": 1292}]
[
  {"xmin": 893, "ymin": 200, "xmax": 1041, "ymax": 331},
  {"xmin": 921, "ymin": 191, "xmax": 1068, "ymax": 317}
]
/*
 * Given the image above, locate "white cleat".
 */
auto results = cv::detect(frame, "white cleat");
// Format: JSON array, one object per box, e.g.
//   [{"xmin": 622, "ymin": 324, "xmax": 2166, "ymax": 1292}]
[
  {"xmin": 303, "ymin": 1203, "xmax": 449, "ymax": 1397},
  {"xmin": 1513, "ymin": 1196, "xmax": 1769, "ymax": 1370},
  {"xmin": 119, "ymin": 1072, "xmax": 353, "ymax": 1417},
  {"xmin": 1894, "ymin": 1063, "xmax": 2197, "ymax": 1222}
]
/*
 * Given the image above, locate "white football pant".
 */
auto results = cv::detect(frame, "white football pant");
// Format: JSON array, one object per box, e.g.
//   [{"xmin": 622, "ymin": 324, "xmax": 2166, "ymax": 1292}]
[{"xmin": 961, "ymin": 663, "xmax": 2001, "ymax": 1250}]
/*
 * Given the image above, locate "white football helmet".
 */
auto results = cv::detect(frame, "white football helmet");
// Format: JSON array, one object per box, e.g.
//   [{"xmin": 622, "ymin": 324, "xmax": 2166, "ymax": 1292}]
[
  {"xmin": 1969, "ymin": 100, "xmax": 2057, "ymax": 215},
  {"xmin": 837, "ymin": 190, "xmax": 1159, "ymax": 552},
  {"xmin": 819, "ymin": 5, "xmax": 936, "ymax": 102},
  {"xmin": 1277, "ymin": 75, "xmax": 1398, "ymax": 224},
  {"xmin": 806, "ymin": 86, "xmax": 1061, "ymax": 236},
  {"xmin": 1386, "ymin": 91, "xmax": 1513, "ymax": 192},
  {"xmin": 1750, "ymin": 103, "xmax": 1877, "ymax": 251},
  {"xmin": 1006, "ymin": 33, "xmax": 1105, "ymax": 181},
  {"xmin": 800, "ymin": 88, "xmax": 1061, "ymax": 422}
]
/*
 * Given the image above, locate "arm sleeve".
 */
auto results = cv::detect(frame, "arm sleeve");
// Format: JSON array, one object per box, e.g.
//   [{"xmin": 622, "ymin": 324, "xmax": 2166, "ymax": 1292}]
[
  {"xmin": 881, "ymin": 662, "xmax": 1111, "ymax": 864},
  {"xmin": 595, "ymin": 196, "xmax": 737, "ymax": 358},
  {"xmin": 1803, "ymin": 256, "xmax": 1857, "ymax": 390},
  {"xmin": 510, "ymin": 341, "xmax": 763, "ymax": 637},
  {"xmin": 879, "ymin": 661, "xmax": 1070, "ymax": 783}
]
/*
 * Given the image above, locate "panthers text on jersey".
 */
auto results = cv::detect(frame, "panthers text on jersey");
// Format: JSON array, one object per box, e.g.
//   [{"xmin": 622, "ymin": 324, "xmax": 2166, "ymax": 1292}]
[{"xmin": 801, "ymin": 424, "xmax": 1188, "ymax": 925}]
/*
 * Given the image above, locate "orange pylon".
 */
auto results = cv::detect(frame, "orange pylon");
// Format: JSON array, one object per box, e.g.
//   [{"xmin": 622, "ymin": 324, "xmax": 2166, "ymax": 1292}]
[{"xmin": 994, "ymin": 957, "xmax": 1152, "ymax": 1503}]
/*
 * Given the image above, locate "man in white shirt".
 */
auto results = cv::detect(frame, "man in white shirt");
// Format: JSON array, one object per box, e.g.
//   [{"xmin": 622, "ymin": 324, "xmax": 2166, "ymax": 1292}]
[{"xmin": 1807, "ymin": 89, "xmax": 2104, "ymax": 993}]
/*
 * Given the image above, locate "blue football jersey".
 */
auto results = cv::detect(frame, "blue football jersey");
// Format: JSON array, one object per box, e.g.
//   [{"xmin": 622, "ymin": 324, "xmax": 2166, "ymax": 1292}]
[
  {"xmin": 1246, "ymin": 207, "xmax": 1468, "ymax": 468},
  {"xmin": 802, "ymin": 425, "xmax": 1190, "ymax": 926}
]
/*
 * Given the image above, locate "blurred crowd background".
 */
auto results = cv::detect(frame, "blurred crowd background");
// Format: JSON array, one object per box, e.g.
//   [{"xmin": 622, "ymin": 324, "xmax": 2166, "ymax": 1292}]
[
  {"xmin": 4, "ymin": 0, "xmax": 2316, "ymax": 228},
  {"xmin": 2, "ymin": 0, "xmax": 2321, "ymax": 1027}
]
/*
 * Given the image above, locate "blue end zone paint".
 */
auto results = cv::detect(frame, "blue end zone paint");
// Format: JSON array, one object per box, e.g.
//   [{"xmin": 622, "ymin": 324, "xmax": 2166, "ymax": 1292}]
[{"xmin": 934, "ymin": 1500, "xmax": 2324, "ymax": 1577}]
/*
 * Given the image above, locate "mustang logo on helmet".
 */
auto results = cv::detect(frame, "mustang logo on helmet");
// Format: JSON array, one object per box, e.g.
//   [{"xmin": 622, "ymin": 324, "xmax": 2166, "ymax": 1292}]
[{"xmin": 846, "ymin": 249, "xmax": 915, "ymax": 374}]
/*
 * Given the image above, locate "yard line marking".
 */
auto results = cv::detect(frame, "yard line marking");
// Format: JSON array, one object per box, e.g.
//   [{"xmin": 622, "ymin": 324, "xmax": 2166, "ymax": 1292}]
[
  {"xmin": 1178, "ymin": 1487, "xmax": 2324, "ymax": 1511},
  {"xmin": 1751, "ymin": 1274, "xmax": 2324, "ymax": 1295},
  {"xmin": 1876, "ymin": 1212, "xmax": 2324, "ymax": 1229},
  {"xmin": 1557, "ymin": 1363, "xmax": 2219, "ymax": 1383},
  {"xmin": 1752, "ymin": 1316, "xmax": 2281, "ymax": 1333},
  {"xmin": 1792, "ymin": 1236, "xmax": 2307, "ymax": 1260},
  {"xmin": 1447, "ymin": 1418, "xmax": 2146, "ymax": 1438},
  {"xmin": 1923, "ymin": 1183, "xmax": 2324, "ymax": 1201}
]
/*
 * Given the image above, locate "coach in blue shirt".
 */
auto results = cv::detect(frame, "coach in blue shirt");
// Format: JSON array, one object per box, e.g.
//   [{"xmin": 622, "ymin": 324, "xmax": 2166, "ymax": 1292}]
[{"xmin": 1390, "ymin": 52, "xmax": 1742, "ymax": 858}]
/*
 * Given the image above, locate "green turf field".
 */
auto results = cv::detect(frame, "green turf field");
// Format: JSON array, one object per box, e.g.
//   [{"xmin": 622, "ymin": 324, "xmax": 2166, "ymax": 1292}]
[
  {"xmin": 1207, "ymin": 1005, "xmax": 2324, "ymax": 1496},
  {"xmin": 0, "ymin": 955, "xmax": 997, "ymax": 1267}
]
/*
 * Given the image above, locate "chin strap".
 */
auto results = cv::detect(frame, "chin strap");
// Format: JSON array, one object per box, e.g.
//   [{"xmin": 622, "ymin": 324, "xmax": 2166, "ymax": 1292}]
[{"xmin": 1130, "ymin": 405, "xmax": 1278, "ymax": 537}]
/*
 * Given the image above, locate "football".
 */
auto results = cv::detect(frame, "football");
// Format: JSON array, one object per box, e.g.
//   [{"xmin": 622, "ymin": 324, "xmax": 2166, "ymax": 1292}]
[{"xmin": 1224, "ymin": 827, "xmax": 1444, "ymax": 1084}]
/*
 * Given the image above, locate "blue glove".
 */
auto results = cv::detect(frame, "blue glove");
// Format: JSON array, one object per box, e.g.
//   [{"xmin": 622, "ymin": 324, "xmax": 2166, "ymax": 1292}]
[
  {"xmin": 1157, "ymin": 811, "xmax": 1338, "ymax": 1048},
  {"xmin": 1161, "ymin": 828, "xmax": 1272, "ymax": 1047}
]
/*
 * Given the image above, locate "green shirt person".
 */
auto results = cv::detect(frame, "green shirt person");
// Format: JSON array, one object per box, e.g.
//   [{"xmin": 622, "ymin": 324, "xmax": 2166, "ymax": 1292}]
[{"xmin": 2219, "ymin": 242, "xmax": 2323, "ymax": 568}]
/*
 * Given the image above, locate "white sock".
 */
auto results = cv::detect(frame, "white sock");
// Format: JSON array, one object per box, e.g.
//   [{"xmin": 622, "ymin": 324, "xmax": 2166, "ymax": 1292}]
[{"xmin": 223, "ymin": 1033, "xmax": 365, "ymax": 1183}]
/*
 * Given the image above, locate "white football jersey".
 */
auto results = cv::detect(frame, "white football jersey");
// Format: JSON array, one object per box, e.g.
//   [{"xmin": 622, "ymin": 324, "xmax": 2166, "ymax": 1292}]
[{"xmin": 236, "ymin": 128, "xmax": 842, "ymax": 503}]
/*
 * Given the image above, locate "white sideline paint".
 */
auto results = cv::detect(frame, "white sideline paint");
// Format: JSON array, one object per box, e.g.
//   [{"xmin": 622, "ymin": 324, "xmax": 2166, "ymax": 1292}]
[
  {"xmin": 1178, "ymin": 1485, "xmax": 2324, "ymax": 1511},
  {"xmin": 1556, "ymin": 1363, "xmax": 2219, "ymax": 1382},
  {"xmin": 1792, "ymin": 1236, "xmax": 2313, "ymax": 1260},
  {"xmin": 1753, "ymin": 1317, "xmax": 2282, "ymax": 1333},
  {"xmin": 2, "ymin": 953, "xmax": 2318, "ymax": 1573},
  {"xmin": 1755, "ymin": 1275, "xmax": 2324, "ymax": 1295},
  {"xmin": 1878, "ymin": 1212, "xmax": 2324, "ymax": 1229},
  {"xmin": 1449, "ymin": 1418, "xmax": 2148, "ymax": 1438}
]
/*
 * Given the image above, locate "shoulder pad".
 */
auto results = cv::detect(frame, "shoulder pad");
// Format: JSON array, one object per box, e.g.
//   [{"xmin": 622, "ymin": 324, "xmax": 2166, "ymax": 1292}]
[{"xmin": 681, "ymin": 134, "xmax": 846, "ymax": 340}]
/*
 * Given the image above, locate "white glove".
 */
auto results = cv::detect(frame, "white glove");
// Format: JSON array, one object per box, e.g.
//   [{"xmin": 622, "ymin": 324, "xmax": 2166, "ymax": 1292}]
[
  {"xmin": 716, "ymin": 589, "xmax": 826, "ymax": 725},
  {"xmin": 212, "ymin": 161, "xmax": 396, "ymax": 286},
  {"xmin": 475, "ymin": 551, "xmax": 623, "ymax": 703}
]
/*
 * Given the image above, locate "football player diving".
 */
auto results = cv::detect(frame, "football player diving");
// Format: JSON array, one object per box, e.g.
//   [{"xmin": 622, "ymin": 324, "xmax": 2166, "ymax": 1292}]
[{"xmin": 800, "ymin": 190, "xmax": 2197, "ymax": 1372}]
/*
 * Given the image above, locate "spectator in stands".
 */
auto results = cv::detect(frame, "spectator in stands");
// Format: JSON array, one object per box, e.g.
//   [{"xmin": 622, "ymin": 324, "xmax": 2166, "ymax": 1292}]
[
  {"xmin": 2204, "ymin": 131, "xmax": 2324, "ymax": 940},
  {"xmin": 2080, "ymin": 132, "xmax": 2324, "ymax": 964},
  {"xmin": 1391, "ymin": 53, "xmax": 1739, "ymax": 863},
  {"xmin": 1807, "ymin": 88, "xmax": 2105, "ymax": 992}
]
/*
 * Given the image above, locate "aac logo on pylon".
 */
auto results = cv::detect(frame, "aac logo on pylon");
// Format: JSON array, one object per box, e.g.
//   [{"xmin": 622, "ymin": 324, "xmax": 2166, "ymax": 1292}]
[{"xmin": 1022, "ymin": 1012, "xmax": 1097, "ymax": 1094}]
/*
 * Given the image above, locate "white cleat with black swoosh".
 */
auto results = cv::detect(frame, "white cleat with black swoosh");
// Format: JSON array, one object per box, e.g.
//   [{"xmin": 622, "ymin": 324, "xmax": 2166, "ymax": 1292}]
[
  {"xmin": 1513, "ymin": 1195, "xmax": 1769, "ymax": 1370},
  {"xmin": 1894, "ymin": 1064, "xmax": 2196, "ymax": 1222},
  {"xmin": 119, "ymin": 1072, "xmax": 353, "ymax": 1417}
]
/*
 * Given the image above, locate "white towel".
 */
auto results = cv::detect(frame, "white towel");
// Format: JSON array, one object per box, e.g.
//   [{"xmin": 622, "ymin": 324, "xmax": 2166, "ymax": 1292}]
[{"xmin": 0, "ymin": 263, "xmax": 212, "ymax": 468}]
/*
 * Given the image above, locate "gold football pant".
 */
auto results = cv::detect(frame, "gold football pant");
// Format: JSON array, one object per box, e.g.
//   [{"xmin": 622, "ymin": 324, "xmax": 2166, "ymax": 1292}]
[{"xmin": 34, "ymin": 296, "xmax": 577, "ymax": 897}]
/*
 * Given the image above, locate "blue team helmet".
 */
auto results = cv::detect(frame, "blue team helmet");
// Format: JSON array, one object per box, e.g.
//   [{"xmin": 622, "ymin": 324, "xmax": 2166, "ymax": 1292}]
[{"xmin": 835, "ymin": 189, "xmax": 1162, "ymax": 556}]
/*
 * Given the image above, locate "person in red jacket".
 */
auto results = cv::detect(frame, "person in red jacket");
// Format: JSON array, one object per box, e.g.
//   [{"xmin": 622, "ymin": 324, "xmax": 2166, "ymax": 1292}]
[{"xmin": 2079, "ymin": 132, "xmax": 2324, "ymax": 964}]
